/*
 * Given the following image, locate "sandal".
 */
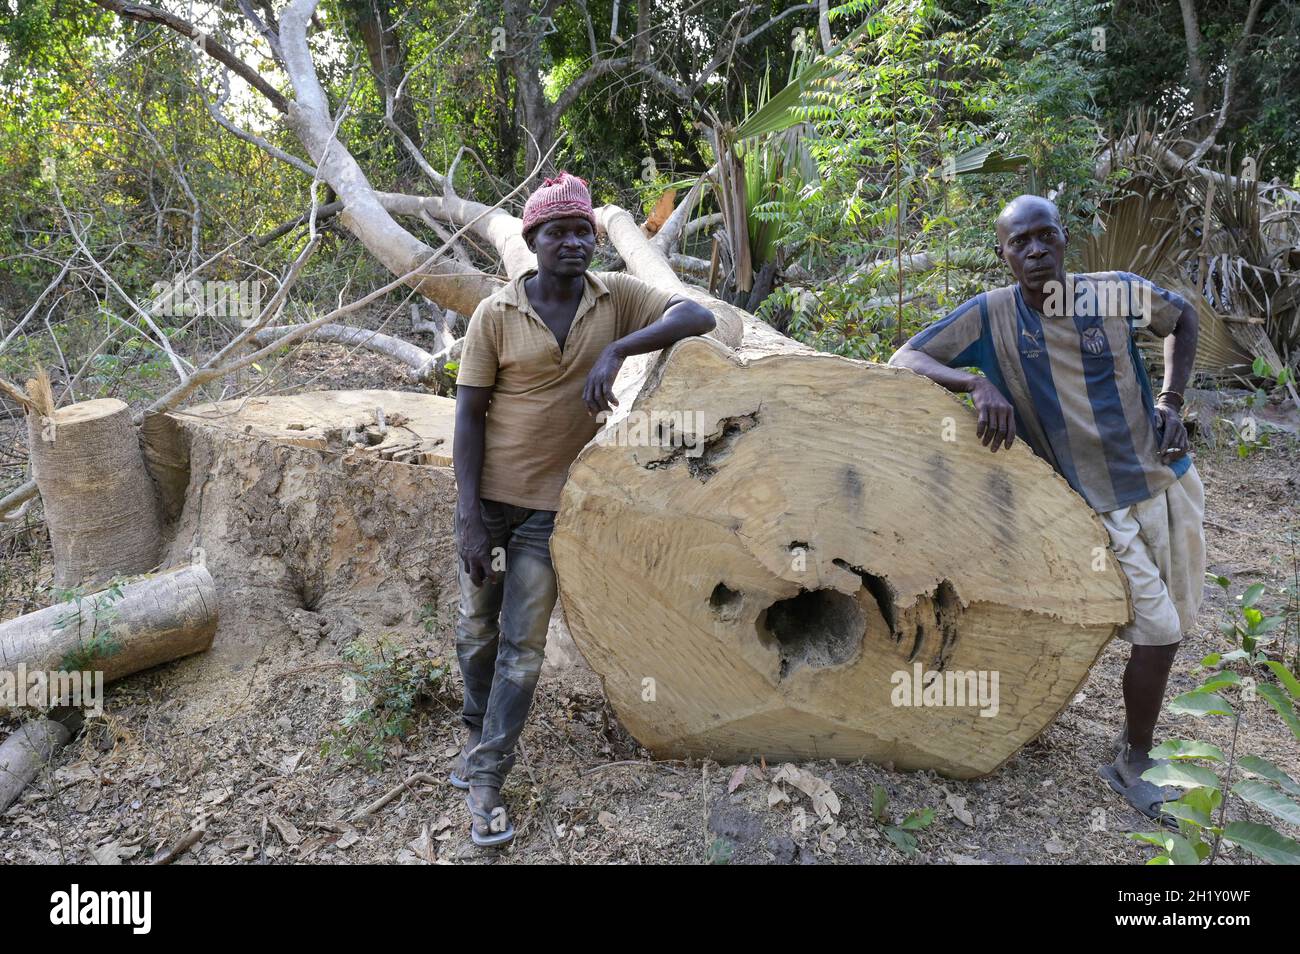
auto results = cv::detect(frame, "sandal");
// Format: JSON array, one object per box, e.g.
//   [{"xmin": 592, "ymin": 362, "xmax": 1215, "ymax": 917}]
[
  {"xmin": 448, "ymin": 745, "xmax": 471, "ymax": 790},
  {"xmin": 448, "ymin": 735, "xmax": 480, "ymax": 790},
  {"xmin": 1099, "ymin": 753, "xmax": 1179, "ymax": 831},
  {"xmin": 466, "ymin": 794, "xmax": 515, "ymax": 847}
]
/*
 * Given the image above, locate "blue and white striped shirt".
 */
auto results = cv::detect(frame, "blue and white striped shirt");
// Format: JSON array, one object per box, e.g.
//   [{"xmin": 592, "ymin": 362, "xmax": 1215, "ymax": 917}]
[{"xmin": 905, "ymin": 271, "xmax": 1191, "ymax": 513}]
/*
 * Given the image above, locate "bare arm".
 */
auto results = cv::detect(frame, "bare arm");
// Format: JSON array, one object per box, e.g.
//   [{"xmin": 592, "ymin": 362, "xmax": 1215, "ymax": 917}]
[
  {"xmin": 453, "ymin": 384, "xmax": 497, "ymax": 586},
  {"xmin": 889, "ymin": 344, "xmax": 1017, "ymax": 452},
  {"xmin": 890, "ymin": 343, "xmax": 982, "ymax": 394},
  {"xmin": 1153, "ymin": 301, "xmax": 1199, "ymax": 462},
  {"xmin": 1161, "ymin": 302, "xmax": 1198, "ymax": 397},
  {"xmin": 584, "ymin": 297, "xmax": 716, "ymax": 414}
]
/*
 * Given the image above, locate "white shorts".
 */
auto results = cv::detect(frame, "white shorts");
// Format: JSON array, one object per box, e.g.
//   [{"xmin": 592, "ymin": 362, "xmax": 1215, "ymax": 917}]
[{"xmin": 1099, "ymin": 464, "xmax": 1206, "ymax": 647}]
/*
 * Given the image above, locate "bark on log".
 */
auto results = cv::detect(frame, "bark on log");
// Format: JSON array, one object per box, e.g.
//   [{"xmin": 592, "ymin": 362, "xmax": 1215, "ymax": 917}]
[
  {"xmin": 28, "ymin": 398, "xmax": 162, "ymax": 588},
  {"xmin": 0, "ymin": 718, "xmax": 71, "ymax": 814},
  {"xmin": 0, "ymin": 565, "xmax": 217, "ymax": 694},
  {"xmin": 544, "ymin": 208, "xmax": 1132, "ymax": 779}
]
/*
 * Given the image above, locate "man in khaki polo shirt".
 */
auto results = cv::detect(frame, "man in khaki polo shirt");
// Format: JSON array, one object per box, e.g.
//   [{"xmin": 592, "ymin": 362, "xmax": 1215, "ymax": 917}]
[{"xmin": 450, "ymin": 172, "xmax": 715, "ymax": 846}]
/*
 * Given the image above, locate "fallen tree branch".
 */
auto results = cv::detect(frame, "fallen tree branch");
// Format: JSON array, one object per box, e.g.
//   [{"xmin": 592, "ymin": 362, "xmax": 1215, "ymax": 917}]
[
  {"xmin": 146, "ymin": 236, "xmax": 321, "ymax": 416},
  {"xmin": 249, "ymin": 323, "xmax": 442, "ymax": 383},
  {"xmin": 0, "ymin": 715, "xmax": 78, "ymax": 815},
  {"xmin": 0, "ymin": 480, "xmax": 38, "ymax": 524},
  {"xmin": 1, "ymin": 258, "xmax": 72, "ymax": 356},
  {"xmin": 202, "ymin": 68, "xmax": 316, "ymax": 177},
  {"xmin": 349, "ymin": 771, "xmax": 439, "ymax": 820},
  {"xmin": 650, "ymin": 172, "xmax": 712, "ymax": 254},
  {"xmin": 150, "ymin": 826, "xmax": 205, "ymax": 865},
  {"xmin": 55, "ymin": 184, "xmax": 193, "ymax": 382},
  {"xmin": 253, "ymin": 201, "xmax": 344, "ymax": 247}
]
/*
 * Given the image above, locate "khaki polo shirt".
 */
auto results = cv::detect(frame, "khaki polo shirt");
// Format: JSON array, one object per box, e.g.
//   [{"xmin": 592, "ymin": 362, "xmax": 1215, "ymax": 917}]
[{"xmin": 455, "ymin": 268, "xmax": 677, "ymax": 511}]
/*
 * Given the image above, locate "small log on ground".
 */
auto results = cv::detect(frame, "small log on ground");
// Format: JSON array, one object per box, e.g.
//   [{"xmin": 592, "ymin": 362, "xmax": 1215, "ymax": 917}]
[
  {"xmin": 27, "ymin": 398, "xmax": 162, "ymax": 588},
  {"xmin": 0, "ymin": 713, "xmax": 77, "ymax": 814},
  {"xmin": 0, "ymin": 565, "xmax": 217, "ymax": 694},
  {"xmin": 249, "ymin": 323, "xmax": 443, "ymax": 383}
]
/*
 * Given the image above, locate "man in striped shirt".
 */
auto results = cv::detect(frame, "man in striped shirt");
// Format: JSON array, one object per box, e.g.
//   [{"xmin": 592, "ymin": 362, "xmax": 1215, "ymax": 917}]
[{"xmin": 890, "ymin": 195, "xmax": 1204, "ymax": 824}]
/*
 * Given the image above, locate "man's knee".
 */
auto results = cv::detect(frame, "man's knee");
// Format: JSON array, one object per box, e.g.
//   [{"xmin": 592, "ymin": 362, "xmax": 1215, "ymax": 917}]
[{"xmin": 1128, "ymin": 640, "xmax": 1180, "ymax": 668}]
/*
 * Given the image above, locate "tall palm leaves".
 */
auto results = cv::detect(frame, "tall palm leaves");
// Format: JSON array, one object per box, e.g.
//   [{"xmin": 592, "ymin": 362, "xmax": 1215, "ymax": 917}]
[{"xmin": 1102, "ymin": 111, "xmax": 1300, "ymax": 388}]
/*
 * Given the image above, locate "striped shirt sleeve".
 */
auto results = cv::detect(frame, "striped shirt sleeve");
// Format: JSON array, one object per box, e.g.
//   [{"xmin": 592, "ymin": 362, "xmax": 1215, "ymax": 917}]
[
  {"xmin": 905, "ymin": 296, "xmax": 988, "ymax": 370},
  {"xmin": 1119, "ymin": 272, "xmax": 1188, "ymax": 337},
  {"xmin": 455, "ymin": 299, "xmax": 499, "ymax": 387}
]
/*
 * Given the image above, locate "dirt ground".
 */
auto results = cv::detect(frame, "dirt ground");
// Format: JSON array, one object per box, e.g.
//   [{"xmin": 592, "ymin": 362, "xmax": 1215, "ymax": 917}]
[{"xmin": 2, "ymin": 342, "xmax": 1297, "ymax": 865}]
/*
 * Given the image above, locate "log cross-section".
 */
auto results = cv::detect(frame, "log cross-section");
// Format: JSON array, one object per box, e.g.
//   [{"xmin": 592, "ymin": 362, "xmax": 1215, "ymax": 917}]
[{"xmin": 551, "ymin": 340, "xmax": 1131, "ymax": 778}]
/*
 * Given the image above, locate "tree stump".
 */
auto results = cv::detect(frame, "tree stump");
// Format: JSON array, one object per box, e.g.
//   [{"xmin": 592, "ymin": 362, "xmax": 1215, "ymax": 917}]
[
  {"xmin": 27, "ymin": 398, "xmax": 162, "ymax": 588},
  {"xmin": 141, "ymin": 389, "xmax": 461, "ymax": 665}
]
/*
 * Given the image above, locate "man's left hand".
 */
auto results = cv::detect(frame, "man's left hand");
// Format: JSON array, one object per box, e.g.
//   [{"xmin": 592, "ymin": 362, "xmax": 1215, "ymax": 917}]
[
  {"xmin": 583, "ymin": 344, "xmax": 624, "ymax": 416},
  {"xmin": 1154, "ymin": 403, "xmax": 1188, "ymax": 463}
]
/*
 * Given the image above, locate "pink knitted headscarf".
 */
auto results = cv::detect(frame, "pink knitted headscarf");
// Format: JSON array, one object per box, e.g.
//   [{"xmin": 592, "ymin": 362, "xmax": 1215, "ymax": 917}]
[{"xmin": 521, "ymin": 171, "xmax": 597, "ymax": 236}]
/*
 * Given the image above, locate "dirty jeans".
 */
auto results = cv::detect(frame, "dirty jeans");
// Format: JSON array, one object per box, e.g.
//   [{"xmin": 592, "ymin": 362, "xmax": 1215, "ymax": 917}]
[{"xmin": 454, "ymin": 498, "xmax": 558, "ymax": 789}]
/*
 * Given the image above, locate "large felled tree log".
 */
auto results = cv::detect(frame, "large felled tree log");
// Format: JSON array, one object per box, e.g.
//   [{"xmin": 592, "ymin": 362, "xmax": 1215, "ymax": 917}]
[
  {"xmin": 27, "ymin": 398, "xmax": 162, "ymax": 588},
  {"xmin": 545, "ymin": 206, "xmax": 1132, "ymax": 779},
  {"xmin": 0, "ymin": 565, "xmax": 217, "ymax": 695}
]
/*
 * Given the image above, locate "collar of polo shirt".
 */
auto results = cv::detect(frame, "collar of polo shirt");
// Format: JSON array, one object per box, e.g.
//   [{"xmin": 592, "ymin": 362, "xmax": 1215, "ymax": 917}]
[{"xmin": 494, "ymin": 267, "xmax": 611, "ymax": 318}]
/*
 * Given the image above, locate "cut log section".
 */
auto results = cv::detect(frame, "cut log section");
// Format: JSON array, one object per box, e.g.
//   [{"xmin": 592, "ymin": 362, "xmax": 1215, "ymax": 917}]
[
  {"xmin": 27, "ymin": 397, "xmax": 162, "ymax": 588},
  {"xmin": 0, "ymin": 565, "xmax": 217, "ymax": 697},
  {"xmin": 551, "ymin": 339, "xmax": 1131, "ymax": 778},
  {"xmin": 141, "ymin": 390, "xmax": 460, "ymax": 665}
]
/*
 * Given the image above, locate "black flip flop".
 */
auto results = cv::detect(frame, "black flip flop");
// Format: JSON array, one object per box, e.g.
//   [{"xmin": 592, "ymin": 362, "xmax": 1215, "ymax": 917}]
[{"xmin": 1099, "ymin": 763, "xmax": 1178, "ymax": 830}]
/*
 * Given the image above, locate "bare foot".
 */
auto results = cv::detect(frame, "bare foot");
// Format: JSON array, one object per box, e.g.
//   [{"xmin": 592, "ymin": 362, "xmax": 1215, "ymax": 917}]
[{"xmin": 1113, "ymin": 746, "xmax": 1158, "ymax": 788}]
